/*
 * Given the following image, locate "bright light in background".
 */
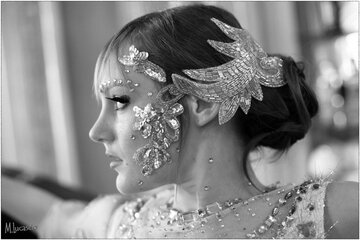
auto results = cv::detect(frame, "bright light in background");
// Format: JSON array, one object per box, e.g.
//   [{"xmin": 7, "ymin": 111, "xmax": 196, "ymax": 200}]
[
  {"xmin": 309, "ymin": 141, "xmax": 359, "ymax": 182},
  {"xmin": 308, "ymin": 145, "xmax": 339, "ymax": 177},
  {"xmin": 344, "ymin": 32, "xmax": 358, "ymax": 70},
  {"xmin": 333, "ymin": 111, "xmax": 347, "ymax": 129},
  {"xmin": 335, "ymin": 33, "xmax": 358, "ymax": 79},
  {"xmin": 340, "ymin": 2, "xmax": 358, "ymax": 33},
  {"xmin": 330, "ymin": 94, "xmax": 344, "ymax": 108},
  {"xmin": 318, "ymin": 60, "xmax": 340, "ymax": 87}
]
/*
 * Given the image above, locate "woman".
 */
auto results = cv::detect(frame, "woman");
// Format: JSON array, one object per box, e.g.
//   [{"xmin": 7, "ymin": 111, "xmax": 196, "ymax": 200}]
[{"xmin": 3, "ymin": 4, "xmax": 358, "ymax": 238}]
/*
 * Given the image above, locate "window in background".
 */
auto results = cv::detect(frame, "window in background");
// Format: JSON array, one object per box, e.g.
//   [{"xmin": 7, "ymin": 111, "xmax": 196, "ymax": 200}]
[{"xmin": 2, "ymin": 2, "xmax": 80, "ymax": 187}]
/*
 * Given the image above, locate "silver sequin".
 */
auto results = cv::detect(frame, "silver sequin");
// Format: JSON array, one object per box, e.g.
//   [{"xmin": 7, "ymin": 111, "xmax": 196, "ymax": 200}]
[
  {"xmin": 133, "ymin": 99, "xmax": 184, "ymax": 176},
  {"xmin": 118, "ymin": 45, "xmax": 166, "ymax": 83},
  {"xmin": 172, "ymin": 18, "xmax": 286, "ymax": 125}
]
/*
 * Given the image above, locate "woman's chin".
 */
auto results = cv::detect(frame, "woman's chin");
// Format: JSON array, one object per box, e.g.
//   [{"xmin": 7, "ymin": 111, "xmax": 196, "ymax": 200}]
[
  {"xmin": 115, "ymin": 173, "xmax": 143, "ymax": 195},
  {"xmin": 115, "ymin": 172, "xmax": 166, "ymax": 195}
]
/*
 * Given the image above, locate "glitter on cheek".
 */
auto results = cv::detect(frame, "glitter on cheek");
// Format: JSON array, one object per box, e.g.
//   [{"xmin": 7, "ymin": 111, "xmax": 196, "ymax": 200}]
[
  {"xmin": 132, "ymin": 101, "xmax": 183, "ymax": 176},
  {"xmin": 116, "ymin": 45, "xmax": 185, "ymax": 177}
]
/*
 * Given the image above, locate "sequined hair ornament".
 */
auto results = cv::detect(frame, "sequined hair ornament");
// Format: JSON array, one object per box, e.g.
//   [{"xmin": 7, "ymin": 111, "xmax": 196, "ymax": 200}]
[
  {"xmin": 118, "ymin": 45, "xmax": 166, "ymax": 83},
  {"xmin": 171, "ymin": 18, "xmax": 286, "ymax": 125},
  {"xmin": 118, "ymin": 46, "xmax": 184, "ymax": 176}
]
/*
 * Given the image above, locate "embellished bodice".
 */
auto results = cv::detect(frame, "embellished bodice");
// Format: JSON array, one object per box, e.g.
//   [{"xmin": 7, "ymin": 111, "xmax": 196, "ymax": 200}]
[{"xmin": 38, "ymin": 180, "xmax": 330, "ymax": 238}]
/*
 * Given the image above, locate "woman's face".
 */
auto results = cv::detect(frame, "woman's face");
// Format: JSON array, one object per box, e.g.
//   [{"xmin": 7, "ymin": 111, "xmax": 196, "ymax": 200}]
[{"xmin": 89, "ymin": 50, "xmax": 180, "ymax": 194}]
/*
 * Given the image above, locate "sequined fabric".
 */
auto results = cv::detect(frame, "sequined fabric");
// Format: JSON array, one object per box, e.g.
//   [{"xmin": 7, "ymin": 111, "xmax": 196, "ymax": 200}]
[
  {"xmin": 117, "ymin": 45, "xmax": 185, "ymax": 176},
  {"xmin": 132, "ymin": 84, "xmax": 184, "ymax": 176},
  {"xmin": 38, "ymin": 181, "xmax": 331, "ymax": 238},
  {"xmin": 172, "ymin": 18, "xmax": 286, "ymax": 124},
  {"xmin": 132, "ymin": 99, "xmax": 184, "ymax": 176},
  {"xmin": 277, "ymin": 181, "xmax": 331, "ymax": 238},
  {"xmin": 118, "ymin": 45, "xmax": 166, "ymax": 83}
]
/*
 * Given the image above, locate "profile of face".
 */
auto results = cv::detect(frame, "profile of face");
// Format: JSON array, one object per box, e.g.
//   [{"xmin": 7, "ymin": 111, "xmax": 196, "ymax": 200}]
[{"xmin": 89, "ymin": 47, "xmax": 181, "ymax": 194}]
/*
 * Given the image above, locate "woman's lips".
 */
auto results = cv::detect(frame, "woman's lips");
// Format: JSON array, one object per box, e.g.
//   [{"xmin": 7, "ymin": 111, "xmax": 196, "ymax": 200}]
[
  {"xmin": 106, "ymin": 153, "xmax": 123, "ymax": 170},
  {"xmin": 110, "ymin": 160, "xmax": 122, "ymax": 169}
]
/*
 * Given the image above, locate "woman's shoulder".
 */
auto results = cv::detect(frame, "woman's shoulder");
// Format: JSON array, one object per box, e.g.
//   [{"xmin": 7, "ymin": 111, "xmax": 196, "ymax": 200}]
[
  {"xmin": 258, "ymin": 179, "xmax": 329, "ymax": 238},
  {"xmin": 324, "ymin": 181, "xmax": 359, "ymax": 238},
  {"xmin": 271, "ymin": 179, "xmax": 358, "ymax": 239}
]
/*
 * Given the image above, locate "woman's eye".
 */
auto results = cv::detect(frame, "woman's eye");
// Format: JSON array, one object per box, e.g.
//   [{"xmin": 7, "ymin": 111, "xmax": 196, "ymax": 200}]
[{"xmin": 106, "ymin": 96, "xmax": 130, "ymax": 110}]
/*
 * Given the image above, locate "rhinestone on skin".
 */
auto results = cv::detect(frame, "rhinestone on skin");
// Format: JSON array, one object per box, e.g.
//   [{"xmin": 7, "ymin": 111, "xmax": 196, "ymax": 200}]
[
  {"xmin": 118, "ymin": 45, "xmax": 166, "ymax": 83},
  {"xmin": 132, "ymin": 99, "xmax": 184, "ymax": 176},
  {"xmin": 99, "ymin": 78, "xmax": 140, "ymax": 93}
]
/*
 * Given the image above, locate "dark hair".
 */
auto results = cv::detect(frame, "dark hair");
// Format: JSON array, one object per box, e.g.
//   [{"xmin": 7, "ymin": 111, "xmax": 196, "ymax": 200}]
[
  {"xmin": 237, "ymin": 57, "xmax": 318, "ymax": 185},
  {"xmin": 96, "ymin": 4, "xmax": 318, "ymax": 186},
  {"xmin": 95, "ymin": 4, "xmax": 238, "ymax": 88}
]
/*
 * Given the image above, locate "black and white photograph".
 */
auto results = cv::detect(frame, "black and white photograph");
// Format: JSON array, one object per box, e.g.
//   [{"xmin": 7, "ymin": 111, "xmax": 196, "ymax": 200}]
[{"xmin": 1, "ymin": 1, "xmax": 359, "ymax": 238}]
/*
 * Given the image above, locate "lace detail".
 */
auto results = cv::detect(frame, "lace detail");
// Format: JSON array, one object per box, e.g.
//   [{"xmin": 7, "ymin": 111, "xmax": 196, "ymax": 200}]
[
  {"xmin": 277, "ymin": 180, "xmax": 331, "ymax": 238},
  {"xmin": 38, "ymin": 181, "xmax": 332, "ymax": 238}
]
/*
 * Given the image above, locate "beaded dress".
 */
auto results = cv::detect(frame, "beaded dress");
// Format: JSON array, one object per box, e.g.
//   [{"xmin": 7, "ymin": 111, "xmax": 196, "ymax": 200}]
[{"xmin": 38, "ymin": 180, "xmax": 330, "ymax": 238}]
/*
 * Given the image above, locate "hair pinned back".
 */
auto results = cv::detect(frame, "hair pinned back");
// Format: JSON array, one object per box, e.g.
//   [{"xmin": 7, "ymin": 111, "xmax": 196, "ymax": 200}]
[
  {"xmin": 94, "ymin": 4, "xmax": 319, "ymax": 186},
  {"xmin": 240, "ymin": 55, "xmax": 318, "ymax": 157}
]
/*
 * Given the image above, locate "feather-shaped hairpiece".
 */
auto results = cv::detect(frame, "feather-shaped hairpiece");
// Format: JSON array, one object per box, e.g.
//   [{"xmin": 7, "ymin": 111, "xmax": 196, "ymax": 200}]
[{"xmin": 172, "ymin": 18, "xmax": 286, "ymax": 125}]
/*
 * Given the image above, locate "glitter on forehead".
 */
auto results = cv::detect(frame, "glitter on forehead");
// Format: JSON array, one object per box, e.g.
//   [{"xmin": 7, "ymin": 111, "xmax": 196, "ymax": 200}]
[{"xmin": 98, "ymin": 52, "xmax": 135, "ymax": 93}]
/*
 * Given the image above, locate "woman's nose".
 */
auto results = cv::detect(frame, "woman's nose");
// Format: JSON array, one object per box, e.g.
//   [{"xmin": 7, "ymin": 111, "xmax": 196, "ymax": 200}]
[{"xmin": 89, "ymin": 116, "xmax": 115, "ymax": 143}]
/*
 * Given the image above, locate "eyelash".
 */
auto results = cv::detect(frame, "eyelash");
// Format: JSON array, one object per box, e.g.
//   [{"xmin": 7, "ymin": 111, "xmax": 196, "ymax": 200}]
[{"xmin": 106, "ymin": 96, "xmax": 130, "ymax": 110}]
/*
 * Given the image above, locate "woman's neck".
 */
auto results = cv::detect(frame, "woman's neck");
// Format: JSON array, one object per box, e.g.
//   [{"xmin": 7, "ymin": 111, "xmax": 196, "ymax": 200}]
[{"xmin": 173, "ymin": 122, "xmax": 261, "ymax": 212}]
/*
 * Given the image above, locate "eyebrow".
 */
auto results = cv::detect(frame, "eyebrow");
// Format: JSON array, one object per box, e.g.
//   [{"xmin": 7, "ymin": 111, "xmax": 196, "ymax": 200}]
[{"xmin": 99, "ymin": 78, "xmax": 138, "ymax": 93}]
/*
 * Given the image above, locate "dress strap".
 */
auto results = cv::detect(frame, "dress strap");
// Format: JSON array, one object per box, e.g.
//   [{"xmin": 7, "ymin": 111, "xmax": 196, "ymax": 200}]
[{"xmin": 277, "ymin": 180, "xmax": 331, "ymax": 239}]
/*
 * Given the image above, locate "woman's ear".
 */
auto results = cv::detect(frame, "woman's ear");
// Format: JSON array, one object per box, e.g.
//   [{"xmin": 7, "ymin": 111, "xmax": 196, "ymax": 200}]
[{"xmin": 186, "ymin": 95, "xmax": 220, "ymax": 127}]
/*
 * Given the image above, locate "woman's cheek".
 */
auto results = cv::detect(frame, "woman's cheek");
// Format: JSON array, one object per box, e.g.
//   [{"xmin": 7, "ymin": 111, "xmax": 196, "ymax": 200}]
[
  {"xmin": 114, "ymin": 114, "xmax": 146, "ymax": 169},
  {"xmin": 115, "ymin": 113, "xmax": 136, "ymax": 149}
]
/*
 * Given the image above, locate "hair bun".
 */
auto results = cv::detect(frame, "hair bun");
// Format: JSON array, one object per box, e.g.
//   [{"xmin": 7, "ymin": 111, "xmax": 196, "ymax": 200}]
[
  {"xmin": 240, "ymin": 55, "xmax": 319, "ymax": 160},
  {"xmin": 259, "ymin": 122, "xmax": 307, "ymax": 150}
]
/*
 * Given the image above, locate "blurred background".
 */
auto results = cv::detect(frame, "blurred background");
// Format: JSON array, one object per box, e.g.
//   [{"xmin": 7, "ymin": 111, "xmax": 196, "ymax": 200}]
[{"xmin": 2, "ymin": 1, "xmax": 358, "ymax": 195}]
